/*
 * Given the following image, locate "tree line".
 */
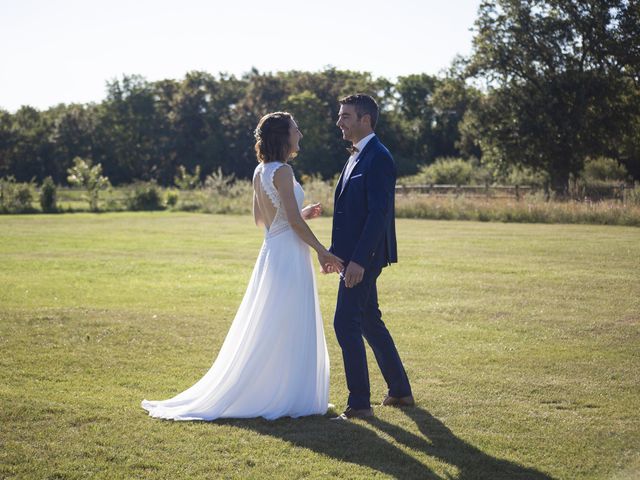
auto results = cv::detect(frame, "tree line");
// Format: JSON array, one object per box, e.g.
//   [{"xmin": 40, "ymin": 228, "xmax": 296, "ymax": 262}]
[{"xmin": 1, "ymin": 0, "xmax": 638, "ymax": 194}]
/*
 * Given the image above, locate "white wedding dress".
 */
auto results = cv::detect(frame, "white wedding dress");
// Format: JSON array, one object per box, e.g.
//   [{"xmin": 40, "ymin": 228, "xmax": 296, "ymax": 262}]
[{"xmin": 141, "ymin": 161, "xmax": 330, "ymax": 421}]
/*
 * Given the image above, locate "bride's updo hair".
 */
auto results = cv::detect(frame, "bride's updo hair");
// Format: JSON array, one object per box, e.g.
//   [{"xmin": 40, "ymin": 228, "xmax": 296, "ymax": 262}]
[{"xmin": 254, "ymin": 112, "xmax": 294, "ymax": 163}]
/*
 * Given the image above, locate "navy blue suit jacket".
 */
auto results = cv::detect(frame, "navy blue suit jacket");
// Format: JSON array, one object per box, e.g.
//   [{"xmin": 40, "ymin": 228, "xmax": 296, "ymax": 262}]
[{"xmin": 330, "ymin": 135, "xmax": 398, "ymax": 271}]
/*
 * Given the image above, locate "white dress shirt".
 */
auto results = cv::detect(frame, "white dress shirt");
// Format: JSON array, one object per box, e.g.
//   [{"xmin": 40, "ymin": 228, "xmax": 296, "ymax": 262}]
[{"xmin": 342, "ymin": 133, "xmax": 376, "ymax": 191}]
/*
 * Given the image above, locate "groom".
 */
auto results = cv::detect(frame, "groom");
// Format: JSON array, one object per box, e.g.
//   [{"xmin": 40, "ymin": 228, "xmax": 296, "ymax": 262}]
[{"xmin": 329, "ymin": 94, "xmax": 413, "ymax": 420}]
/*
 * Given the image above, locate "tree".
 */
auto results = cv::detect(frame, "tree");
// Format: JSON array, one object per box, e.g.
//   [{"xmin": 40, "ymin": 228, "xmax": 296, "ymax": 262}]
[
  {"xmin": 6, "ymin": 106, "xmax": 54, "ymax": 183},
  {"xmin": 49, "ymin": 104, "xmax": 97, "ymax": 184},
  {"xmin": 171, "ymin": 72, "xmax": 222, "ymax": 181},
  {"xmin": 394, "ymin": 73, "xmax": 439, "ymax": 164},
  {"xmin": 283, "ymin": 90, "xmax": 333, "ymax": 178},
  {"xmin": 393, "ymin": 70, "xmax": 479, "ymax": 169},
  {"xmin": 0, "ymin": 68, "xmax": 432, "ymax": 183},
  {"xmin": 0, "ymin": 109, "xmax": 16, "ymax": 179},
  {"xmin": 467, "ymin": 0, "xmax": 640, "ymax": 193},
  {"xmin": 431, "ymin": 74, "xmax": 482, "ymax": 161},
  {"xmin": 282, "ymin": 68, "xmax": 399, "ymax": 178},
  {"xmin": 67, "ymin": 157, "xmax": 110, "ymax": 211},
  {"xmin": 93, "ymin": 75, "xmax": 161, "ymax": 185}
]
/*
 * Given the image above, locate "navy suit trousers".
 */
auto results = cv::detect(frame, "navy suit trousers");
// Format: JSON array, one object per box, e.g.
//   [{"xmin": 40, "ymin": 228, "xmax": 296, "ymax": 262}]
[{"xmin": 333, "ymin": 267, "xmax": 412, "ymax": 409}]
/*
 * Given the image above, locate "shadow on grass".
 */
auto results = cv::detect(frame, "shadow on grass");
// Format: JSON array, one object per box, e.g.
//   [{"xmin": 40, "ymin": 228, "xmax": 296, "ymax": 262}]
[{"xmin": 220, "ymin": 406, "xmax": 555, "ymax": 480}]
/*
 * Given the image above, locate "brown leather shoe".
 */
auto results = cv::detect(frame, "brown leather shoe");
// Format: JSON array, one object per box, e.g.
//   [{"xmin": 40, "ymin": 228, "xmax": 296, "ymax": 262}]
[
  {"xmin": 381, "ymin": 394, "xmax": 415, "ymax": 407},
  {"xmin": 330, "ymin": 406, "xmax": 374, "ymax": 421}
]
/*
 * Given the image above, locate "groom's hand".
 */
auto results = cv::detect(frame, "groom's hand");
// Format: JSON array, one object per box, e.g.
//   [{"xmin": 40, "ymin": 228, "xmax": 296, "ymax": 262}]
[{"xmin": 343, "ymin": 261, "xmax": 364, "ymax": 288}]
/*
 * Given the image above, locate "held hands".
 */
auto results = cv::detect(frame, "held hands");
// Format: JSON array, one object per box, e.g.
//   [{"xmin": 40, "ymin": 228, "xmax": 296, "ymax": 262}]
[
  {"xmin": 318, "ymin": 249, "xmax": 344, "ymax": 276},
  {"xmin": 322, "ymin": 258, "xmax": 365, "ymax": 288},
  {"xmin": 341, "ymin": 261, "xmax": 364, "ymax": 288},
  {"xmin": 302, "ymin": 203, "xmax": 322, "ymax": 220}
]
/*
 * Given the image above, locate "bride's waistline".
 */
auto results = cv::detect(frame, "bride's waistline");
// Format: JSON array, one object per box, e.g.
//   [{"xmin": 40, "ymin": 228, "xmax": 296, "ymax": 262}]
[{"xmin": 264, "ymin": 223, "xmax": 293, "ymax": 239}]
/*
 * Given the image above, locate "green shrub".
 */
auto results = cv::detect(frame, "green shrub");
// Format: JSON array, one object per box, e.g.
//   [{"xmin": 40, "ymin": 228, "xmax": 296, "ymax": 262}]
[
  {"xmin": 204, "ymin": 167, "xmax": 236, "ymax": 195},
  {"xmin": 39, "ymin": 176, "xmax": 58, "ymax": 213},
  {"xmin": 198, "ymin": 180, "xmax": 253, "ymax": 214},
  {"xmin": 15, "ymin": 184, "xmax": 33, "ymax": 210},
  {"xmin": 582, "ymin": 157, "xmax": 628, "ymax": 182},
  {"xmin": 0, "ymin": 176, "xmax": 36, "ymax": 213},
  {"xmin": 417, "ymin": 157, "xmax": 474, "ymax": 185},
  {"xmin": 104, "ymin": 188, "xmax": 125, "ymax": 212},
  {"xmin": 165, "ymin": 190, "xmax": 179, "ymax": 208},
  {"xmin": 126, "ymin": 182, "xmax": 164, "ymax": 211},
  {"xmin": 189, "ymin": 169, "xmax": 252, "ymax": 214},
  {"xmin": 468, "ymin": 158, "xmax": 494, "ymax": 185},
  {"xmin": 500, "ymin": 165, "xmax": 549, "ymax": 187},
  {"xmin": 174, "ymin": 165, "xmax": 201, "ymax": 190}
]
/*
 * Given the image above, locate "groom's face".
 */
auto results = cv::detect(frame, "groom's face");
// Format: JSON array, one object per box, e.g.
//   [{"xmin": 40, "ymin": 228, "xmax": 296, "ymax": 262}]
[{"xmin": 336, "ymin": 104, "xmax": 368, "ymax": 144}]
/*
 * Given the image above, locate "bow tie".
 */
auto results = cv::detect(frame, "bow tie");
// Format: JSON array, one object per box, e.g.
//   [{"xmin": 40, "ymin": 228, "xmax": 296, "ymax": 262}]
[{"xmin": 347, "ymin": 145, "xmax": 360, "ymax": 155}]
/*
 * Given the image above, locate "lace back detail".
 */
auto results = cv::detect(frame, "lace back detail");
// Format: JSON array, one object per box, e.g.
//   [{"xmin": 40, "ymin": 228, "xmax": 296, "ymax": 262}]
[
  {"xmin": 261, "ymin": 162, "xmax": 285, "ymax": 209},
  {"xmin": 254, "ymin": 162, "xmax": 291, "ymax": 237}
]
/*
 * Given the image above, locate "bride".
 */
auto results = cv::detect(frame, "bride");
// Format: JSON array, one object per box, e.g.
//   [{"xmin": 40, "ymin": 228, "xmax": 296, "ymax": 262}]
[{"xmin": 141, "ymin": 112, "xmax": 343, "ymax": 421}]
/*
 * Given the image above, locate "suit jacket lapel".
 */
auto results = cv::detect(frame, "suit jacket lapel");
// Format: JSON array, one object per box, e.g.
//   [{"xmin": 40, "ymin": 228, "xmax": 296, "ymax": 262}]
[
  {"xmin": 336, "ymin": 136, "xmax": 378, "ymax": 200},
  {"xmin": 338, "ymin": 153, "xmax": 361, "ymax": 197},
  {"xmin": 335, "ymin": 160, "xmax": 349, "ymax": 203}
]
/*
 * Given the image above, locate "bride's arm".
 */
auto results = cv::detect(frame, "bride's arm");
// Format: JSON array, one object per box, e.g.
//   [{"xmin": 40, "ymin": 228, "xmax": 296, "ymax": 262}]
[{"xmin": 273, "ymin": 165, "xmax": 343, "ymax": 272}]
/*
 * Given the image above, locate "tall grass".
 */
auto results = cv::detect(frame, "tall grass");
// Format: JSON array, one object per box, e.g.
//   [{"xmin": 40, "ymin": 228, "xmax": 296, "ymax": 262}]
[
  {"xmin": 395, "ymin": 192, "xmax": 640, "ymax": 226},
  {"xmin": 4, "ymin": 180, "xmax": 640, "ymax": 226}
]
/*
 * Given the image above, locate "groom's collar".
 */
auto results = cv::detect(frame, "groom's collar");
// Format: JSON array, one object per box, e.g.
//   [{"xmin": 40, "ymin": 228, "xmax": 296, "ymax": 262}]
[{"xmin": 351, "ymin": 133, "xmax": 376, "ymax": 156}]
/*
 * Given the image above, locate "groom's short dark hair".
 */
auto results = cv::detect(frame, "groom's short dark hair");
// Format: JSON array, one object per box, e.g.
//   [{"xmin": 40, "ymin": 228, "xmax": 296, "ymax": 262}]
[{"xmin": 339, "ymin": 94, "xmax": 378, "ymax": 130}]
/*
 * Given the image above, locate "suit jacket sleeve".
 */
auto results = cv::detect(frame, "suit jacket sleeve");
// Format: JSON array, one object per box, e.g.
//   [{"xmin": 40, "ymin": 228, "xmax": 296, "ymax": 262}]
[{"xmin": 351, "ymin": 150, "xmax": 396, "ymax": 269}]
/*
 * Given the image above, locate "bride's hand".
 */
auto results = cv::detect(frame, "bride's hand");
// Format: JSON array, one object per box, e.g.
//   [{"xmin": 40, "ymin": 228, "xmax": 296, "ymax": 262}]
[
  {"xmin": 318, "ymin": 249, "xmax": 343, "ymax": 274},
  {"xmin": 302, "ymin": 203, "xmax": 322, "ymax": 220}
]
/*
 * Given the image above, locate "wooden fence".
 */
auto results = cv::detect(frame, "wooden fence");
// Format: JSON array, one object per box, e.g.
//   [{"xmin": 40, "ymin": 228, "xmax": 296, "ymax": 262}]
[
  {"xmin": 395, "ymin": 184, "xmax": 632, "ymax": 200},
  {"xmin": 395, "ymin": 184, "xmax": 536, "ymax": 199}
]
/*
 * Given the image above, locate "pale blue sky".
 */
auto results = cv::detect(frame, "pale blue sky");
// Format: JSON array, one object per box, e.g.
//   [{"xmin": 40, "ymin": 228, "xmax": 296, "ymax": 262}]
[{"xmin": 1, "ymin": 0, "xmax": 481, "ymax": 112}]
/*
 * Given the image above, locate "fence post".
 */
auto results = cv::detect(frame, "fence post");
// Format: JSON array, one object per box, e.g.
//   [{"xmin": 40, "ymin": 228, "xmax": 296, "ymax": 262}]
[{"xmin": 515, "ymin": 184, "xmax": 520, "ymax": 201}]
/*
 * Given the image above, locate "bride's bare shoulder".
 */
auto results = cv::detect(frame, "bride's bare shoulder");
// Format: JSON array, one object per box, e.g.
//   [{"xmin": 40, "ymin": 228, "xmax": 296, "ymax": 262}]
[{"xmin": 272, "ymin": 163, "xmax": 293, "ymax": 186}]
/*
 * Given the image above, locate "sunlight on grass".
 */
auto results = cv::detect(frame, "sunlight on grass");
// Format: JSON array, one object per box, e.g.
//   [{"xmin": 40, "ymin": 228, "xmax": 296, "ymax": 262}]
[{"xmin": 1, "ymin": 213, "xmax": 639, "ymax": 479}]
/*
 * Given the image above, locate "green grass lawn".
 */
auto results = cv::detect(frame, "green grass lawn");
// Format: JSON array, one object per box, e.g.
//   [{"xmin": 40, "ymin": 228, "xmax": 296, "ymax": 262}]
[{"xmin": 1, "ymin": 212, "xmax": 639, "ymax": 479}]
